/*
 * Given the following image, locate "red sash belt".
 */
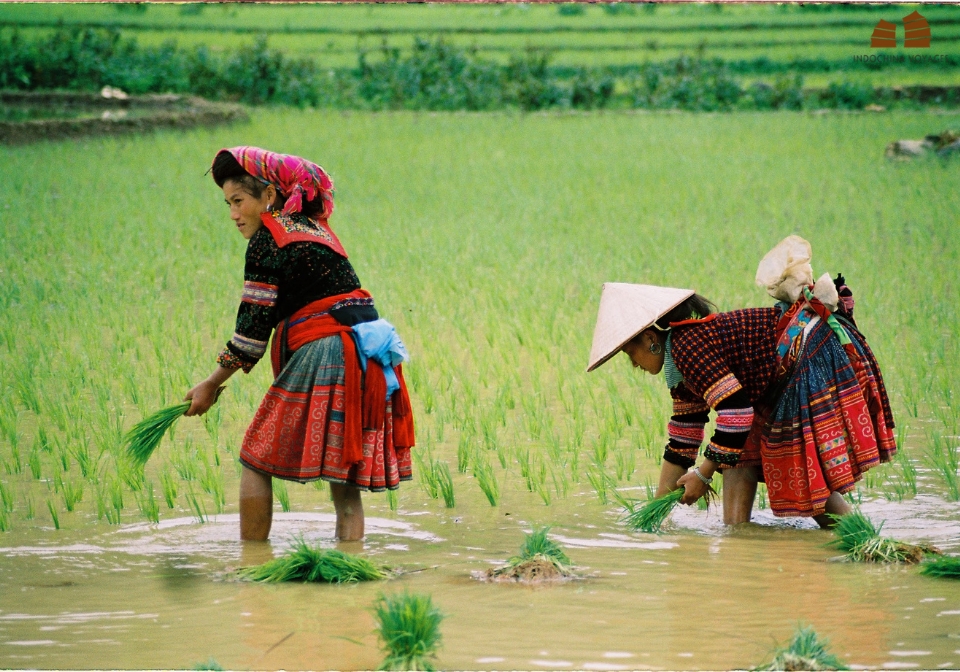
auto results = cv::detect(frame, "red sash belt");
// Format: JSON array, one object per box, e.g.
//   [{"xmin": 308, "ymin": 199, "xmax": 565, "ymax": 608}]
[{"xmin": 270, "ymin": 289, "xmax": 414, "ymax": 468}]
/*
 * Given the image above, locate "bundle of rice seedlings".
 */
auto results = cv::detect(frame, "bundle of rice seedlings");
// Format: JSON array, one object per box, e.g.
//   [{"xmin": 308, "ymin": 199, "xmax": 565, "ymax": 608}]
[
  {"xmin": 237, "ymin": 537, "xmax": 386, "ymax": 583},
  {"xmin": 124, "ymin": 401, "xmax": 190, "ymax": 467},
  {"xmin": 512, "ymin": 525, "xmax": 571, "ymax": 567},
  {"xmin": 754, "ymin": 624, "xmax": 847, "ymax": 671},
  {"xmin": 918, "ymin": 554, "xmax": 960, "ymax": 579},
  {"xmin": 622, "ymin": 488, "xmax": 684, "ymax": 533},
  {"xmin": 374, "ymin": 592, "xmax": 444, "ymax": 671},
  {"xmin": 484, "ymin": 526, "xmax": 576, "ymax": 583},
  {"xmin": 124, "ymin": 388, "xmax": 224, "ymax": 467},
  {"xmin": 828, "ymin": 510, "xmax": 940, "ymax": 564}
]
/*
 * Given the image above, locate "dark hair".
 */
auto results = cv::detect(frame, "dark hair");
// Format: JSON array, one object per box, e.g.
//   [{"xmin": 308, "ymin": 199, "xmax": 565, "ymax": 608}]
[
  {"xmin": 211, "ymin": 150, "xmax": 267, "ymax": 196},
  {"xmin": 211, "ymin": 150, "xmax": 325, "ymax": 218},
  {"xmin": 654, "ymin": 293, "xmax": 717, "ymax": 329}
]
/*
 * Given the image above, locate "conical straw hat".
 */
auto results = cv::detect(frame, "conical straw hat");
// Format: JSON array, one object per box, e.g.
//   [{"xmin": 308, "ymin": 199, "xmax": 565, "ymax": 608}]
[{"xmin": 586, "ymin": 283, "xmax": 695, "ymax": 372}]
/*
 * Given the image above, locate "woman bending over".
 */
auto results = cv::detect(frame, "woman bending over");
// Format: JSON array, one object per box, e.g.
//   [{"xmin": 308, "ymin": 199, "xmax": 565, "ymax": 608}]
[{"xmin": 587, "ymin": 239, "xmax": 895, "ymax": 527}]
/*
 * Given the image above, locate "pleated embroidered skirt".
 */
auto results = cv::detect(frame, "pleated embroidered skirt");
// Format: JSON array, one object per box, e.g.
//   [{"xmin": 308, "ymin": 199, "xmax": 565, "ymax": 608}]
[
  {"xmin": 741, "ymin": 315, "xmax": 896, "ymax": 517},
  {"xmin": 240, "ymin": 335, "xmax": 413, "ymax": 491}
]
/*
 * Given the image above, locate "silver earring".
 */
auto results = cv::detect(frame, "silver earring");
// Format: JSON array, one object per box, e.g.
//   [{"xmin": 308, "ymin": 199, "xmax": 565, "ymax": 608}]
[{"xmin": 649, "ymin": 342, "xmax": 662, "ymax": 355}]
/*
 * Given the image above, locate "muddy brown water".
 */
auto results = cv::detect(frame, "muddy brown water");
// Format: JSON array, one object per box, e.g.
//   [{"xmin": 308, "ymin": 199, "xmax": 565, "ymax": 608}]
[{"xmin": 2, "ymin": 491, "xmax": 960, "ymax": 671}]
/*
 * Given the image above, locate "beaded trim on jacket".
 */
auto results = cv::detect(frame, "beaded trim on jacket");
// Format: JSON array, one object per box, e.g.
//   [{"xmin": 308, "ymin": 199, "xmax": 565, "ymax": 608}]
[{"xmin": 261, "ymin": 211, "xmax": 348, "ymax": 257}]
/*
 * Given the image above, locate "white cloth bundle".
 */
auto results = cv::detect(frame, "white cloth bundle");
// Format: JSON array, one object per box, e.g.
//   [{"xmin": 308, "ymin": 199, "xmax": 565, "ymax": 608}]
[{"xmin": 756, "ymin": 235, "xmax": 838, "ymax": 311}]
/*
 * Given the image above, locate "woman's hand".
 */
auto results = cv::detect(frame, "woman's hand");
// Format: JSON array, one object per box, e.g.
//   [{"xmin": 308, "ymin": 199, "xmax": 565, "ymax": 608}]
[
  {"xmin": 184, "ymin": 366, "xmax": 237, "ymax": 417},
  {"xmin": 184, "ymin": 380, "xmax": 220, "ymax": 417},
  {"xmin": 675, "ymin": 460, "xmax": 718, "ymax": 505},
  {"xmin": 676, "ymin": 470, "xmax": 710, "ymax": 505}
]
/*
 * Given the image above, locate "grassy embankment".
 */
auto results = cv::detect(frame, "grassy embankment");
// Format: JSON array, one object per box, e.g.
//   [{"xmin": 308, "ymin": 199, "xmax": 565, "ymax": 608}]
[
  {"xmin": 1, "ymin": 2, "xmax": 958, "ymax": 85},
  {"xmin": 0, "ymin": 109, "xmax": 958, "ymax": 533}
]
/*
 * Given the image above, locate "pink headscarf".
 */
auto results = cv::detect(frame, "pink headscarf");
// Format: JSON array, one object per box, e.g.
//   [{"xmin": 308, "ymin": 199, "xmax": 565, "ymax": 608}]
[{"xmin": 215, "ymin": 146, "xmax": 335, "ymax": 219}]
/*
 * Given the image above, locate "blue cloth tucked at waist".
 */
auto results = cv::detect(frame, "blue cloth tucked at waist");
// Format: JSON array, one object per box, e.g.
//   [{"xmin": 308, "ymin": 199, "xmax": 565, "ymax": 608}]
[{"xmin": 351, "ymin": 319, "xmax": 409, "ymax": 399}]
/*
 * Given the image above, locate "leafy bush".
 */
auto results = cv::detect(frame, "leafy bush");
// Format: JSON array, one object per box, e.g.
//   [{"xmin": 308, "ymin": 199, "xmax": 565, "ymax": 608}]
[
  {"xmin": 820, "ymin": 81, "xmax": 875, "ymax": 110},
  {"xmin": 571, "ymin": 68, "xmax": 615, "ymax": 110},
  {"xmin": 748, "ymin": 74, "xmax": 805, "ymax": 111},
  {"xmin": 631, "ymin": 57, "xmax": 744, "ymax": 112},
  {"xmin": 0, "ymin": 28, "xmax": 945, "ymax": 114}
]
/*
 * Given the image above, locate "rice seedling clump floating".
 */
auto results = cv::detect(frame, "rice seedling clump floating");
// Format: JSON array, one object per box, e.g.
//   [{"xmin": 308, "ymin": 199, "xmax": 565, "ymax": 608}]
[
  {"xmin": 374, "ymin": 592, "xmax": 444, "ymax": 671},
  {"xmin": 753, "ymin": 624, "xmax": 848, "ymax": 671},
  {"xmin": 828, "ymin": 510, "xmax": 940, "ymax": 564},
  {"xmin": 918, "ymin": 554, "xmax": 960, "ymax": 579},
  {"xmin": 481, "ymin": 526, "xmax": 578, "ymax": 583},
  {"xmin": 237, "ymin": 537, "xmax": 386, "ymax": 583}
]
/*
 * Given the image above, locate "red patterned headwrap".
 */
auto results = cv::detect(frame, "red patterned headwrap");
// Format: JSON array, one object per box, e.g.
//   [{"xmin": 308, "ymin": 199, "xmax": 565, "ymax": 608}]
[{"xmin": 213, "ymin": 146, "xmax": 335, "ymax": 218}]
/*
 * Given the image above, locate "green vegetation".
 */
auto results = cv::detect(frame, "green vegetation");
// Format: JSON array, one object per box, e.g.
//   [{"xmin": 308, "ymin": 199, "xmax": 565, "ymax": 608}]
[
  {"xmin": 754, "ymin": 624, "xmax": 848, "ymax": 671},
  {"xmin": 918, "ymin": 555, "xmax": 960, "ymax": 579},
  {"xmin": 0, "ymin": 108, "xmax": 957, "ymax": 530},
  {"xmin": 373, "ymin": 592, "xmax": 444, "ymax": 671},
  {"xmin": 828, "ymin": 511, "xmax": 939, "ymax": 563},
  {"xmin": 238, "ymin": 538, "xmax": 386, "ymax": 583},
  {"xmin": 124, "ymin": 401, "xmax": 191, "ymax": 467},
  {"xmin": 511, "ymin": 525, "xmax": 571, "ymax": 568},
  {"xmin": 623, "ymin": 488, "xmax": 684, "ymax": 533},
  {"xmin": 2, "ymin": 3, "xmax": 958, "ymax": 110}
]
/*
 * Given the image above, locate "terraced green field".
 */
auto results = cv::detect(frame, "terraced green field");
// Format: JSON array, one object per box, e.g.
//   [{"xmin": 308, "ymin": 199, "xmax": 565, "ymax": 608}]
[{"xmin": 2, "ymin": 3, "xmax": 959, "ymax": 81}]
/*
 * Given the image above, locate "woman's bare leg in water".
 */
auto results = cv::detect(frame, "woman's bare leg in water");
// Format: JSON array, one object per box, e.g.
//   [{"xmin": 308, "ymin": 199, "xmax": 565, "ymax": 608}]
[
  {"xmin": 722, "ymin": 466, "xmax": 761, "ymax": 525},
  {"xmin": 330, "ymin": 482, "xmax": 365, "ymax": 541},
  {"xmin": 814, "ymin": 492, "xmax": 852, "ymax": 529},
  {"xmin": 239, "ymin": 466, "xmax": 273, "ymax": 541}
]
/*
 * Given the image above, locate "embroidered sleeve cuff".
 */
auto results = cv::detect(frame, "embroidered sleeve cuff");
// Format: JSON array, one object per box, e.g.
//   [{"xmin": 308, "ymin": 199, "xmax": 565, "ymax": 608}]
[
  {"xmin": 217, "ymin": 348, "xmax": 255, "ymax": 374},
  {"xmin": 664, "ymin": 444, "xmax": 697, "ymax": 469},
  {"xmin": 703, "ymin": 441, "xmax": 741, "ymax": 467},
  {"xmin": 704, "ymin": 373, "xmax": 744, "ymax": 408}
]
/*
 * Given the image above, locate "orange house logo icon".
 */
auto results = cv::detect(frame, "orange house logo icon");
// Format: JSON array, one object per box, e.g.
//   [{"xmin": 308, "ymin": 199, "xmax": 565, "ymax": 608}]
[{"xmin": 871, "ymin": 11, "xmax": 931, "ymax": 48}]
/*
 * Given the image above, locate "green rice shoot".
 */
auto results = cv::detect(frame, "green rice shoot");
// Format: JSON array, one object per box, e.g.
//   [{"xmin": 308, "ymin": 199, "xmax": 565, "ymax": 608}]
[
  {"xmin": 754, "ymin": 624, "xmax": 848, "ymax": 671},
  {"xmin": 237, "ymin": 537, "xmax": 386, "ymax": 584},
  {"xmin": 124, "ymin": 401, "xmax": 191, "ymax": 467},
  {"xmin": 374, "ymin": 592, "xmax": 444, "ymax": 671},
  {"xmin": 510, "ymin": 525, "xmax": 571, "ymax": 569},
  {"xmin": 918, "ymin": 555, "xmax": 960, "ymax": 580},
  {"xmin": 124, "ymin": 387, "xmax": 225, "ymax": 467},
  {"xmin": 828, "ymin": 510, "xmax": 939, "ymax": 564},
  {"xmin": 622, "ymin": 488, "xmax": 684, "ymax": 533}
]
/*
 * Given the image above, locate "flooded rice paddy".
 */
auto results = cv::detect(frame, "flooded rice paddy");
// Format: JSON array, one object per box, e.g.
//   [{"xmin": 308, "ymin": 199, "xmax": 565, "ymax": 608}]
[
  {"xmin": 1, "ymin": 491, "xmax": 960, "ymax": 670},
  {"xmin": 2, "ymin": 110, "xmax": 960, "ymax": 669}
]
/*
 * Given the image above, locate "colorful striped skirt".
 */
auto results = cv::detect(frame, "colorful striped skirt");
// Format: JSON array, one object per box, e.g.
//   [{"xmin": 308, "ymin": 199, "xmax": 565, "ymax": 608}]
[
  {"xmin": 239, "ymin": 335, "xmax": 413, "ymax": 491},
  {"xmin": 741, "ymin": 315, "xmax": 896, "ymax": 517}
]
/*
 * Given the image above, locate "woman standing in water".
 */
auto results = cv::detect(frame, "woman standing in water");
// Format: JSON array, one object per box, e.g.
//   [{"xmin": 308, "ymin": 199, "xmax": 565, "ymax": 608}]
[
  {"xmin": 587, "ymin": 237, "xmax": 896, "ymax": 527},
  {"xmin": 185, "ymin": 146, "xmax": 414, "ymax": 541}
]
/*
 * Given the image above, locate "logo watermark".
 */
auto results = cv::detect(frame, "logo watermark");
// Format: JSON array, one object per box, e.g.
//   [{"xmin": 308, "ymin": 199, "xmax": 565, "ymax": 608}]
[{"xmin": 870, "ymin": 10, "xmax": 931, "ymax": 48}]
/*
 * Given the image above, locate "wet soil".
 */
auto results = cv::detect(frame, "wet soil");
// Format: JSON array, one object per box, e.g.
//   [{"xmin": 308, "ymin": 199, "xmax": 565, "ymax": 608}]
[
  {"xmin": 0, "ymin": 91, "xmax": 247, "ymax": 144},
  {"xmin": 479, "ymin": 556, "xmax": 577, "ymax": 583}
]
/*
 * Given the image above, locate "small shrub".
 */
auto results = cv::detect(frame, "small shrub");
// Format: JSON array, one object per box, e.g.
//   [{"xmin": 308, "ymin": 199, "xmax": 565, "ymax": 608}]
[
  {"xmin": 821, "ymin": 81, "xmax": 875, "ymax": 110},
  {"xmin": 557, "ymin": 4, "xmax": 586, "ymax": 16},
  {"xmin": 571, "ymin": 69, "xmax": 615, "ymax": 109}
]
